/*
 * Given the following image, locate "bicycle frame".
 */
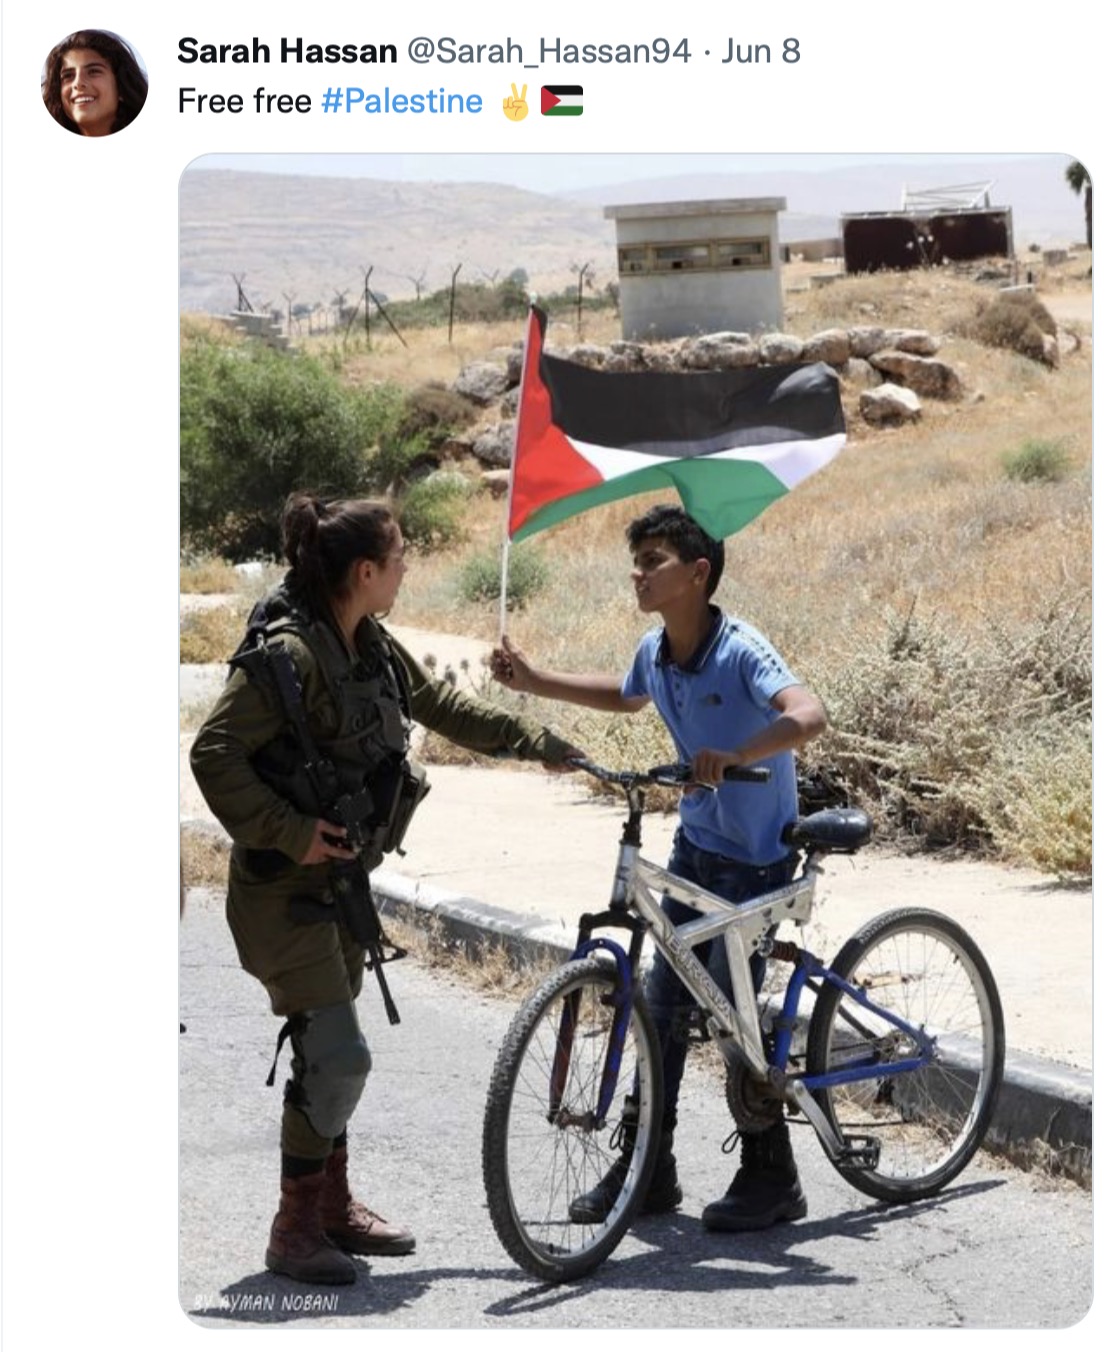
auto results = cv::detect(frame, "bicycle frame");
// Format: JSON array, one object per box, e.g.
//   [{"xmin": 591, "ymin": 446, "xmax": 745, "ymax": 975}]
[
  {"xmin": 568, "ymin": 829, "xmax": 937, "ymax": 1169},
  {"xmin": 483, "ymin": 764, "xmax": 1004, "ymax": 1282}
]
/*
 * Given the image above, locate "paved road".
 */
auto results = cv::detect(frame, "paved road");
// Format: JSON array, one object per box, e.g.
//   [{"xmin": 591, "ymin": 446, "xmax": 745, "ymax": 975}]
[{"xmin": 179, "ymin": 888, "xmax": 1092, "ymax": 1331}]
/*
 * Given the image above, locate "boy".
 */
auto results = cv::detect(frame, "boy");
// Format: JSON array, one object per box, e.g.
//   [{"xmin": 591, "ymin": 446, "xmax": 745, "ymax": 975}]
[{"xmin": 491, "ymin": 503, "xmax": 827, "ymax": 1231}]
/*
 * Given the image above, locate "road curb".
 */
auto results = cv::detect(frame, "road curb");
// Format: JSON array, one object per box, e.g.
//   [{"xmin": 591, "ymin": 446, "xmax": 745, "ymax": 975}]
[{"xmin": 373, "ymin": 868, "xmax": 1092, "ymax": 1187}]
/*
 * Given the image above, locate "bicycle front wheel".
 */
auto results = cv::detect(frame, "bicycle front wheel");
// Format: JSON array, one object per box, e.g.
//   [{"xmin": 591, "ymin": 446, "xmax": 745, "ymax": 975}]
[
  {"xmin": 806, "ymin": 908, "xmax": 1005, "ymax": 1203},
  {"xmin": 482, "ymin": 956, "xmax": 663, "ymax": 1282}
]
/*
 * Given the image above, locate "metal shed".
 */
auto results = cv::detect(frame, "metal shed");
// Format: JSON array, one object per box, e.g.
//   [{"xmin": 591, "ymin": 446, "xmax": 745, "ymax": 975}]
[{"xmin": 842, "ymin": 182, "xmax": 1013, "ymax": 274}]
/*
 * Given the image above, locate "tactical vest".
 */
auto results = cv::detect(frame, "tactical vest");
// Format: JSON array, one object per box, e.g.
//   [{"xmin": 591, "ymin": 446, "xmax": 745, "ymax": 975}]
[{"xmin": 229, "ymin": 583, "xmax": 421, "ymax": 870}]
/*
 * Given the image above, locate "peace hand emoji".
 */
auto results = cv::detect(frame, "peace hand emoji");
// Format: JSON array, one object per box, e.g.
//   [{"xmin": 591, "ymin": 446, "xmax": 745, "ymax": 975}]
[{"xmin": 503, "ymin": 83, "xmax": 528, "ymax": 122}]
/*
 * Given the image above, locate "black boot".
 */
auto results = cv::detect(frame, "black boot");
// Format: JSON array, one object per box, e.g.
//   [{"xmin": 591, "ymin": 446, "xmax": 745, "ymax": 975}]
[
  {"xmin": 569, "ymin": 1105, "xmax": 682, "ymax": 1224},
  {"xmin": 702, "ymin": 1118, "xmax": 807, "ymax": 1232}
]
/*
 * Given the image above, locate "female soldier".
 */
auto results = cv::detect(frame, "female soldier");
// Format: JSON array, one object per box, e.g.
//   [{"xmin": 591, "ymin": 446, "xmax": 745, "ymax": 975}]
[
  {"xmin": 42, "ymin": 30, "xmax": 148, "ymax": 136},
  {"xmin": 190, "ymin": 493, "xmax": 576, "ymax": 1284}
]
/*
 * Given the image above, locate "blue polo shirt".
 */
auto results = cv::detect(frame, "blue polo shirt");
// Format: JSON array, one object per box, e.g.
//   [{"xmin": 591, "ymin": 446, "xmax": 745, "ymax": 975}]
[{"xmin": 621, "ymin": 607, "xmax": 800, "ymax": 866}]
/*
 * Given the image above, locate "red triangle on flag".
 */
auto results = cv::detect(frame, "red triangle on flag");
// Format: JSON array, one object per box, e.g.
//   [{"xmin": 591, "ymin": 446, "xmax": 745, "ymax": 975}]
[
  {"xmin": 509, "ymin": 309, "xmax": 602, "ymax": 538},
  {"xmin": 540, "ymin": 87, "xmax": 561, "ymax": 115}
]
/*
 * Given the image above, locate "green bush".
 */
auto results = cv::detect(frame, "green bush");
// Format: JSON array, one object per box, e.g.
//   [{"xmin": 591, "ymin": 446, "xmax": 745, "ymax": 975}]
[
  {"xmin": 358, "ymin": 277, "xmax": 612, "ymax": 334},
  {"xmin": 397, "ymin": 383, "xmax": 479, "ymax": 448},
  {"xmin": 458, "ymin": 544, "xmax": 549, "ymax": 609},
  {"xmin": 365, "ymin": 432, "xmax": 435, "ymax": 493},
  {"xmin": 368, "ymin": 279, "xmax": 530, "ymax": 331},
  {"xmin": 180, "ymin": 336, "xmax": 405, "ymax": 559},
  {"xmin": 399, "ymin": 475, "xmax": 471, "ymax": 551},
  {"xmin": 1002, "ymin": 438, "xmax": 1071, "ymax": 483}
]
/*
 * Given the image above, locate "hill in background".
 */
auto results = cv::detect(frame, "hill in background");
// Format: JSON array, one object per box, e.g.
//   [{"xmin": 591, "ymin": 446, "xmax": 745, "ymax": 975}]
[{"xmin": 179, "ymin": 155, "xmax": 1083, "ymax": 316}]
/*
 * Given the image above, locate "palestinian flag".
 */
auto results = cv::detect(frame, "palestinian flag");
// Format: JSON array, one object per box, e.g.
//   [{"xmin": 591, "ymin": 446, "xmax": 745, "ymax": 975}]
[
  {"xmin": 541, "ymin": 85, "xmax": 583, "ymax": 116},
  {"xmin": 508, "ymin": 308, "xmax": 847, "ymax": 541}
]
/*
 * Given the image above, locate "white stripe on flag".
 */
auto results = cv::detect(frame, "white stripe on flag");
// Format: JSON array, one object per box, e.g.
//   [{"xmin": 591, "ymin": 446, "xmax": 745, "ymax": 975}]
[{"xmin": 565, "ymin": 432, "xmax": 847, "ymax": 490}]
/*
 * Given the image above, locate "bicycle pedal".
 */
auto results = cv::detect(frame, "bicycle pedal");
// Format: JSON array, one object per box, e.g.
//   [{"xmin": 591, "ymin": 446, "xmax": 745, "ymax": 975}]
[
  {"xmin": 674, "ymin": 1009, "xmax": 711, "ymax": 1044},
  {"xmin": 834, "ymin": 1135, "xmax": 881, "ymax": 1170}
]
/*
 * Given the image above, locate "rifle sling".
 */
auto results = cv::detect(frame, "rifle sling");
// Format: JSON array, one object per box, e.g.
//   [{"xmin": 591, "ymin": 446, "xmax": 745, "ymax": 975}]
[{"xmin": 249, "ymin": 632, "xmax": 405, "ymax": 1024}]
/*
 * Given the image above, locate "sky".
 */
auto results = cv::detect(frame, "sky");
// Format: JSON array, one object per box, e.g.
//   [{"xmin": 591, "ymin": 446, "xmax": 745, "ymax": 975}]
[{"xmin": 188, "ymin": 151, "xmax": 1040, "ymax": 194}]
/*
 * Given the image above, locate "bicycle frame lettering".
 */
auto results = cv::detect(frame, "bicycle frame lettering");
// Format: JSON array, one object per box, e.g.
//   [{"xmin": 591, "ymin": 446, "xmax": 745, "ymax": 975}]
[{"xmin": 568, "ymin": 847, "xmax": 937, "ymax": 1159}]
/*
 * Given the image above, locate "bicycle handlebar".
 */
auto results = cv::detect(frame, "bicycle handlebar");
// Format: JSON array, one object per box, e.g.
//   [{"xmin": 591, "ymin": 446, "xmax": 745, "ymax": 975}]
[{"xmin": 566, "ymin": 757, "xmax": 771, "ymax": 789}]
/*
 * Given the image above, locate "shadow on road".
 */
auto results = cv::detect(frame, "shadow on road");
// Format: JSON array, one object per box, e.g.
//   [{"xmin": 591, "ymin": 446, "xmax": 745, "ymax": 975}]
[{"xmin": 482, "ymin": 1178, "xmax": 1006, "ymax": 1318}]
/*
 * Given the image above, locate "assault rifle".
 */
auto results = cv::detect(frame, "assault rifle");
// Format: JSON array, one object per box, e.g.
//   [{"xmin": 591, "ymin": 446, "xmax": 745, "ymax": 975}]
[{"xmin": 239, "ymin": 631, "xmax": 409, "ymax": 1025}]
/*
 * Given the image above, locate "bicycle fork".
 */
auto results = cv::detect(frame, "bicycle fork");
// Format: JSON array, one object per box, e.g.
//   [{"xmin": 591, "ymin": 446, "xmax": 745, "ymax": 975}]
[{"xmin": 548, "ymin": 829, "xmax": 649, "ymax": 1132}]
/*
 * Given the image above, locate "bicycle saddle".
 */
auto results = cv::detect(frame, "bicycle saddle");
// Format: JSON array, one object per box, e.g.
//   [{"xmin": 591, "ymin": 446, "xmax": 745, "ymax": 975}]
[{"xmin": 782, "ymin": 807, "xmax": 873, "ymax": 853}]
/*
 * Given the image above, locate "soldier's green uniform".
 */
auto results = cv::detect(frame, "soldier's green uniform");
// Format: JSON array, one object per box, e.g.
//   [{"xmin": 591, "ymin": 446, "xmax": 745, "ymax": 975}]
[{"xmin": 190, "ymin": 579, "xmax": 573, "ymax": 1161}]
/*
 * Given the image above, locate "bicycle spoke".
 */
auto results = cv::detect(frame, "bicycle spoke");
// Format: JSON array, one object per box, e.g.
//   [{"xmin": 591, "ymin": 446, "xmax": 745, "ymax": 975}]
[
  {"xmin": 483, "ymin": 958, "xmax": 662, "ymax": 1280},
  {"xmin": 807, "ymin": 909, "xmax": 1004, "ymax": 1202}
]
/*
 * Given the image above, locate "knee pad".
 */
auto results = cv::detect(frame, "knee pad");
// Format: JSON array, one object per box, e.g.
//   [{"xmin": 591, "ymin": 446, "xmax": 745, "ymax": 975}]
[{"xmin": 285, "ymin": 1002, "xmax": 371, "ymax": 1139}]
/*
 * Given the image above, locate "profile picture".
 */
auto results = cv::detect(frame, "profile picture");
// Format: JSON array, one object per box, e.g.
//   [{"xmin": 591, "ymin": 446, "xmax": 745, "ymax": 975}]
[{"xmin": 41, "ymin": 30, "xmax": 148, "ymax": 137}]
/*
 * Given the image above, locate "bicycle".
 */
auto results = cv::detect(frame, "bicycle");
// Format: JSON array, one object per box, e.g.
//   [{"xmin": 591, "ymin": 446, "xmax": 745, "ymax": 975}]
[{"xmin": 481, "ymin": 759, "xmax": 1005, "ymax": 1282}]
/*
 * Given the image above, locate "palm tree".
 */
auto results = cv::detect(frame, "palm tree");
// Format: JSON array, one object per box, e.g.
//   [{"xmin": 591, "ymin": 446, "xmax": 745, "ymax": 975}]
[{"xmin": 1065, "ymin": 161, "xmax": 1092, "ymax": 250}]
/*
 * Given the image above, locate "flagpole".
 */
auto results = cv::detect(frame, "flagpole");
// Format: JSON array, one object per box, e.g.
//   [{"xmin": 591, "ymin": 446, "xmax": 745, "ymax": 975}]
[{"xmin": 499, "ymin": 299, "xmax": 538, "ymax": 639}]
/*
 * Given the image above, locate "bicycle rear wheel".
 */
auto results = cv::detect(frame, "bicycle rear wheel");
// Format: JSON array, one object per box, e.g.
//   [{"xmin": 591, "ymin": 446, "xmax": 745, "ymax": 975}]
[
  {"xmin": 482, "ymin": 956, "xmax": 663, "ymax": 1282},
  {"xmin": 806, "ymin": 908, "xmax": 1005, "ymax": 1202}
]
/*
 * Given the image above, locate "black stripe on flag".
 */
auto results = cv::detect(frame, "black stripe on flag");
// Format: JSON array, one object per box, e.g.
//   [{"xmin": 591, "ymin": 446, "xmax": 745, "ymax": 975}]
[{"xmin": 539, "ymin": 354, "xmax": 845, "ymax": 459}]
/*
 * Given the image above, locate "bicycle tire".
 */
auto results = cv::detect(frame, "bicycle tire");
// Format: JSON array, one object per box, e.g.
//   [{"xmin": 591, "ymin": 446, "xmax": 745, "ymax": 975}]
[
  {"xmin": 482, "ymin": 956, "xmax": 663, "ymax": 1282},
  {"xmin": 806, "ymin": 907, "xmax": 1005, "ymax": 1203}
]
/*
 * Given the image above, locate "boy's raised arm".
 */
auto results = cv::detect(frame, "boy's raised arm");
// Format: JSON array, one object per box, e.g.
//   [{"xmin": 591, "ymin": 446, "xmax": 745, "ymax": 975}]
[{"xmin": 491, "ymin": 635, "xmax": 649, "ymax": 714}]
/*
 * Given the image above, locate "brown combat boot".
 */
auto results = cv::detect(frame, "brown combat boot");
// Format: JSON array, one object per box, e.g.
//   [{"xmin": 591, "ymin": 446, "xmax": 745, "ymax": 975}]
[
  {"xmin": 322, "ymin": 1146, "xmax": 416, "ymax": 1256},
  {"xmin": 265, "ymin": 1170, "xmax": 358, "ymax": 1284}
]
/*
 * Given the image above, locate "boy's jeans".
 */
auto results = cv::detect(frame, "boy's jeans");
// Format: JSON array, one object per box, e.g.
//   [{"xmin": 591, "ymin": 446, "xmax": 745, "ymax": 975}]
[{"xmin": 643, "ymin": 827, "xmax": 797, "ymax": 1123}]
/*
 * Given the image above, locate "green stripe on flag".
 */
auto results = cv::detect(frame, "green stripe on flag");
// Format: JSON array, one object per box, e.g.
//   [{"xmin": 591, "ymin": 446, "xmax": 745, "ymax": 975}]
[
  {"xmin": 542, "ymin": 86, "xmax": 583, "ymax": 116},
  {"xmin": 511, "ymin": 458, "xmax": 789, "ymax": 542}
]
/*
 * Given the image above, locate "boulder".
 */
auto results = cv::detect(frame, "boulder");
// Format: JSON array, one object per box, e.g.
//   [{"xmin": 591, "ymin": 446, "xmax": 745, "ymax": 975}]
[
  {"xmin": 504, "ymin": 345, "xmax": 524, "ymax": 386},
  {"xmin": 869, "ymin": 350, "xmax": 964, "ymax": 400},
  {"xmin": 471, "ymin": 422, "xmax": 516, "ymax": 468},
  {"xmin": 453, "ymin": 361, "xmax": 510, "ymax": 406},
  {"xmin": 643, "ymin": 346, "xmax": 681, "ymax": 372},
  {"xmin": 759, "ymin": 332, "xmax": 805, "ymax": 364},
  {"xmin": 605, "ymin": 341, "xmax": 649, "ymax": 372},
  {"xmin": 1058, "ymin": 329, "xmax": 1081, "ymax": 358},
  {"xmin": 860, "ymin": 383, "xmax": 922, "ymax": 426},
  {"xmin": 848, "ymin": 325, "xmax": 889, "ymax": 358},
  {"xmin": 565, "ymin": 344, "xmax": 608, "ymax": 369},
  {"xmin": 679, "ymin": 332, "xmax": 759, "ymax": 369},
  {"xmin": 801, "ymin": 328, "xmax": 851, "ymax": 366},
  {"xmin": 887, "ymin": 328, "xmax": 941, "ymax": 356},
  {"xmin": 842, "ymin": 357, "xmax": 882, "ymax": 386}
]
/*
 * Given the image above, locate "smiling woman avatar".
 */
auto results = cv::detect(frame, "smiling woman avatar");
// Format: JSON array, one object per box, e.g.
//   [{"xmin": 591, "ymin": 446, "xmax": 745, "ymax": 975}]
[{"xmin": 42, "ymin": 30, "xmax": 148, "ymax": 137}]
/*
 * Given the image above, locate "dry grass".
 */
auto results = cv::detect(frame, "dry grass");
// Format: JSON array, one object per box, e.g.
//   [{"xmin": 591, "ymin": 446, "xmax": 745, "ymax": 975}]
[
  {"xmin": 385, "ymin": 912, "xmax": 560, "ymax": 1000},
  {"xmin": 388, "ymin": 272, "xmax": 1091, "ymax": 872},
  {"xmin": 306, "ymin": 312, "xmax": 622, "ymax": 390},
  {"xmin": 180, "ymin": 555, "xmax": 241, "ymax": 594},
  {"xmin": 182, "ymin": 263, "xmax": 1091, "ymax": 873},
  {"xmin": 179, "ymin": 601, "xmax": 251, "ymax": 665},
  {"xmin": 180, "ymin": 827, "xmax": 231, "ymax": 889},
  {"xmin": 979, "ymin": 1136, "xmax": 1090, "ymax": 1190}
]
